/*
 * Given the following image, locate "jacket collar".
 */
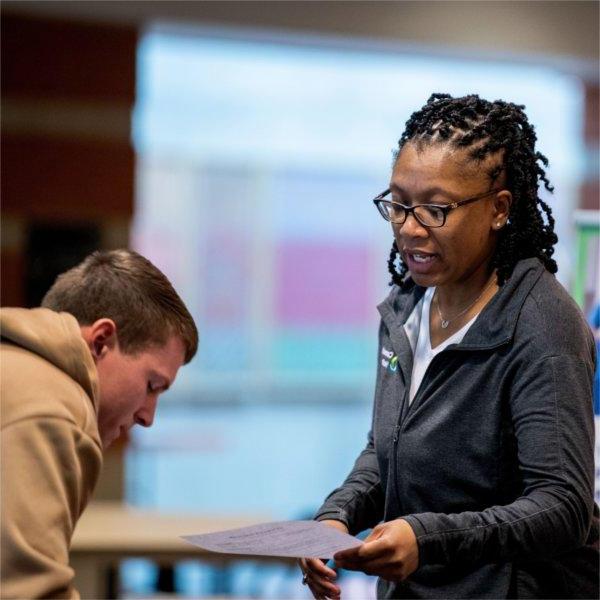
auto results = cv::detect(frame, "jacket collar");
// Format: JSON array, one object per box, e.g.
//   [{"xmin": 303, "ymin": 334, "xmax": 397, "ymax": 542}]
[{"xmin": 377, "ymin": 258, "xmax": 546, "ymax": 351}]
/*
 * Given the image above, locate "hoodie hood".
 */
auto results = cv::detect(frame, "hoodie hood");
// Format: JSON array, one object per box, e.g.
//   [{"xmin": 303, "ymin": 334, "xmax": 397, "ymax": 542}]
[{"xmin": 0, "ymin": 307, "xmax": 99, "ymax": 410}]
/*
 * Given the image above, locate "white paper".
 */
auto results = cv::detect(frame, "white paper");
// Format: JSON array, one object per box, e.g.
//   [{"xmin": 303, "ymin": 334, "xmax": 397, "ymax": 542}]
[{"xmin": 181, "ymin": 520, "xmax": 362, "ymax": 559}]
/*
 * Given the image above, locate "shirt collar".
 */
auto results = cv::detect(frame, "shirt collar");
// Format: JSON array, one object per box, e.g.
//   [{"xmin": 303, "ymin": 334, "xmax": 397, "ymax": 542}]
[{"xmin": 378, "ymin": 258, "xmax": 546, "ymax": 350}]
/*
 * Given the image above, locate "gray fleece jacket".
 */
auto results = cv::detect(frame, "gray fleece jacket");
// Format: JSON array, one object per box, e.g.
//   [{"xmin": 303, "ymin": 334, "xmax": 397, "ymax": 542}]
[{"xmin": 315, "ymin": 258, "xmax": 598, "ymax": 599}]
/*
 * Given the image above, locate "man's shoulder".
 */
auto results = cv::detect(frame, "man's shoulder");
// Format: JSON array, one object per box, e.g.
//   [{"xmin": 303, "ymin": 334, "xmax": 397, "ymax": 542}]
[{"xmin": 0, "ymin": 340, "xmax": 99, "ymax": 442}]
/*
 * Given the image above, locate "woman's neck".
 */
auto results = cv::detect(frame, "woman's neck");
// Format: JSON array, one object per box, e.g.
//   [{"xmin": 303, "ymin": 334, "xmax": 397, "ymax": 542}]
[
  {"xmin": 429, "ymin": 264, "xmax": 498, "ymax": 348},
  {"xmin": 435, "ymin": 265, "xmax": 497, "ymax": 316}
]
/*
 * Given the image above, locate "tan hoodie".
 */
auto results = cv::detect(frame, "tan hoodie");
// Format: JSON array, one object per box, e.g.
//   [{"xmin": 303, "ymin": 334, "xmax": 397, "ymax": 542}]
[{"xmin": 1, "ymin": 308, "xmax": 103, "ymax": 599}]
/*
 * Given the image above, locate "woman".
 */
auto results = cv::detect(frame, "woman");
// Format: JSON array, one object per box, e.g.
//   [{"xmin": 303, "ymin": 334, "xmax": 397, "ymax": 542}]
[{"xmin": 299, "ymin": 94, "xmax": 598, "ymax": 599}]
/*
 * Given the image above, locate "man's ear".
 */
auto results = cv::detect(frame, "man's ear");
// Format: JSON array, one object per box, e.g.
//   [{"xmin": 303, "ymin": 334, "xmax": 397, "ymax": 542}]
[{"xmin": 80, "ymin": 319, "xmax": 118, "ymax": 361}]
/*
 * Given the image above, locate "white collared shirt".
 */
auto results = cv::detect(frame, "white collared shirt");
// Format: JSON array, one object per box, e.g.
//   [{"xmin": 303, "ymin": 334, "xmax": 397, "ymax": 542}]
[{"xmin": 404, "ymin": 287, "xmax": 478, "ymax": 405}]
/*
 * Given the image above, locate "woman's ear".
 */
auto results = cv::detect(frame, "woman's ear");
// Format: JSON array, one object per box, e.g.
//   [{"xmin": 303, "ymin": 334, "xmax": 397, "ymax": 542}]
[{"xmin": 492, "ymin": 190, "xmax": 512, "ymax": 230}]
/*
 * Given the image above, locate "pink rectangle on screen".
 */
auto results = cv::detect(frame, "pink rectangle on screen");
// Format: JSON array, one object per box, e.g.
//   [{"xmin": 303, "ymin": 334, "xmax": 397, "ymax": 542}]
[{"xmin": 276, "ymin": 243, "xmax": 370, "ymax": 326}]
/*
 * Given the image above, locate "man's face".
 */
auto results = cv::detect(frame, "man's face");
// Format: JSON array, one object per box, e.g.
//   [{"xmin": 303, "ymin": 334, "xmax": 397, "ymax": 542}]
[{"xmin": 95, "ymin": 335, "xmax": 186, "ymax": 448}]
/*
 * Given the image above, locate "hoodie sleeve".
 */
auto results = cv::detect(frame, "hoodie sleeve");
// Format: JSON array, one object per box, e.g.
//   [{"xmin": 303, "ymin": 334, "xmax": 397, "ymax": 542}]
[
  {"xmin": 1, "ymin": 415, "xmax": 102, "ymax": 599},
  {"xmin": 314, "ymin": 429, "xmax": 385, "ymax": 535},
  {"xmin": 402, "ymin": 353, "xmax": 596, "ymax": 566}
]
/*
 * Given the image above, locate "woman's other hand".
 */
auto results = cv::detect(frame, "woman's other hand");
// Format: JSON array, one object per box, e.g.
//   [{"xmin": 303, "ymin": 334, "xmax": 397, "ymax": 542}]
[
  {"xmin": 333, "ymin": 519, "xmax": 418, "ymax": 582},
  {"xmin": 299, "ymin": 519, "xmax": 347, "ymax": 599}
]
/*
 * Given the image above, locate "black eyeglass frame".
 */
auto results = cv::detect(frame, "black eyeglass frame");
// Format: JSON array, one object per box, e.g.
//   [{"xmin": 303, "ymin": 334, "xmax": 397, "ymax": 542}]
[{"xmin": 372, "ymin": 188, "xmax": 501, "ymax": 228}]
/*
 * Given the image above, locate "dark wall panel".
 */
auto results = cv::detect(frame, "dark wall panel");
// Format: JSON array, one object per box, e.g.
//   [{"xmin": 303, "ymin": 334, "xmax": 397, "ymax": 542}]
[
  {"xmin": 2, "ymin": 134, "xmax": 134, "ymax": 220},
  {"xmin": 1, "ymin": 15, "xmax": 136, "ymax": 102}
]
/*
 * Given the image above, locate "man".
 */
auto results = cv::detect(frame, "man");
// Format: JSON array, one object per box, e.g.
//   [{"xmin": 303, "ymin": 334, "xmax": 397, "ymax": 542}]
[{"xmin": 1, "ymin": 249, "xmax": 198, "ymax": 599}]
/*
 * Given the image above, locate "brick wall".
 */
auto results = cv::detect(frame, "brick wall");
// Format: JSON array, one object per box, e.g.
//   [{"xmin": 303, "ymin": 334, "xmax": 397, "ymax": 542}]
[{"xmin": 1, "ymin": 14, "xmax": 137, "ymax": 306}]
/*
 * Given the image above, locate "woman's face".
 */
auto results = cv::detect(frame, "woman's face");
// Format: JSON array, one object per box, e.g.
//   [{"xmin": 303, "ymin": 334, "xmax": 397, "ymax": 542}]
[{"xmin": 390, "ymin": 141, "xmax": 511, "ymax": 289}]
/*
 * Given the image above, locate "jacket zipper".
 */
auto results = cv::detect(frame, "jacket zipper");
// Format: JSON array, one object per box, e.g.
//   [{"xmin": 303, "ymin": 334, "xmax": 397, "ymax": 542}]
[{"xmin": 389, "ymin": 338, "xmax": 511, "ymax": 515}]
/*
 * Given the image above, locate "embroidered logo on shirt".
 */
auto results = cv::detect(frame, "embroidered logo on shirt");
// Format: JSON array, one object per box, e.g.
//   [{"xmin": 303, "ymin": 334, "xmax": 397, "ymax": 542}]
[{"xmin": 381, "ymin": 347, "xmax": 398, "ymax": 372}]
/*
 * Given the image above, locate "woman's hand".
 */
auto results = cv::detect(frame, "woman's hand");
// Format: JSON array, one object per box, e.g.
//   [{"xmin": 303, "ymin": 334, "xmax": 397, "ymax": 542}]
[
  {"xmin": 298, "ymin": 519, "xmax": 347, "ymax": 599},
  {"xmin": 333, "ymin": 519, "xmax": 419, "ymax": 582}
]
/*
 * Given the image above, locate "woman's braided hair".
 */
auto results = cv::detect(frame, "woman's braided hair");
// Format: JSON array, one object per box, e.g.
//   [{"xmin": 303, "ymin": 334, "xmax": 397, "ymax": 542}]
[{"xmin": 388, "ymin": 93, "xmax": 558, "ymax": 288}]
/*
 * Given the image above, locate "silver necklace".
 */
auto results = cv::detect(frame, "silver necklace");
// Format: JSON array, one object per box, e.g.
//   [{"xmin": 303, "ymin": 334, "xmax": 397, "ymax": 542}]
[{"xmin": 435, "ymin": 278, "xmax": 496, "ymax": 329}]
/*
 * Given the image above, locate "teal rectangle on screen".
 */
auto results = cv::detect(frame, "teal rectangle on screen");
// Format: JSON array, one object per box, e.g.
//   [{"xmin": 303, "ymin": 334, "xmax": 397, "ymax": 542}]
[{"xmin": 273, "ymin": 330, "xmax": 375, "ymax": 372}]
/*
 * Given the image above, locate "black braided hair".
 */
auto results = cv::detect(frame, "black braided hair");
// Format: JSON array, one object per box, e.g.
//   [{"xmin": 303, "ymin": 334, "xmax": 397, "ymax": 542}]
[{"xmin": 388, "ymin": 93, "xmax": 558, "ymax": 288}]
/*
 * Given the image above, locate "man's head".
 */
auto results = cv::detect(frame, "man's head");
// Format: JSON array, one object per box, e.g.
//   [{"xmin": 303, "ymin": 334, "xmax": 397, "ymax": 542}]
[{"xmin": 42, "ymin": 249, "xmax": 198, "ymax": 448}]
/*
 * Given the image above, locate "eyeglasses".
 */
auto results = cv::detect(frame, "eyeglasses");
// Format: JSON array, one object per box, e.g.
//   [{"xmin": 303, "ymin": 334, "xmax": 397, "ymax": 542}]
[{"xmin": 373, "ymin": 188, "xmax": 500, "ymax": 228}]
